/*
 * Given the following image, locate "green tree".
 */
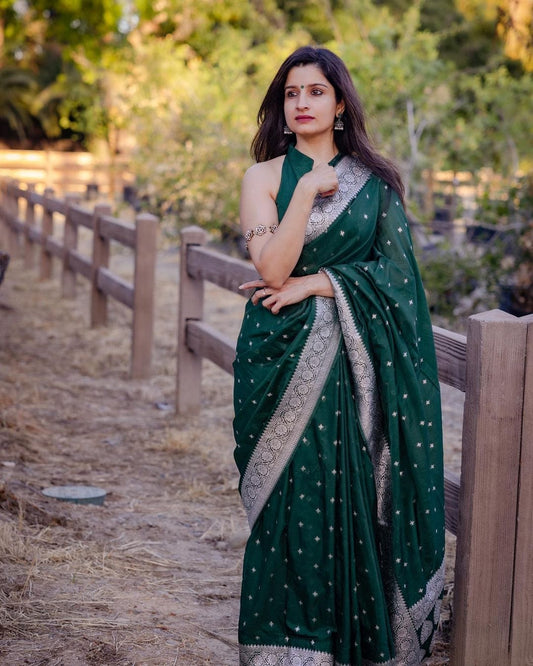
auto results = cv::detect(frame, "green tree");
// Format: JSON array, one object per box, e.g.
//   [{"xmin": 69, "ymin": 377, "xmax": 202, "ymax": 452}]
[
  {"xmin": 0, "ymin": 67, "xmax": 37, "ymax": 140},
  {"xmin": 337, "ymin": 4, "xmax": 450, "ymax": 202},
  {"xmin": 123, "ymin": 25, "xmax": 313, "ymax": 232},
  {"xmin": 0, "ymin": 0, "xmax": 127, "ymax": 145}
]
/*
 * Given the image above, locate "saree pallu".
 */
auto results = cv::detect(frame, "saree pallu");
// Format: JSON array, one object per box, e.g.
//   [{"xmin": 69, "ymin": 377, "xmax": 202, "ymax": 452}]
[{"xmin": 233, "ymin": 146, "xmax": 445, "ymax": 666}]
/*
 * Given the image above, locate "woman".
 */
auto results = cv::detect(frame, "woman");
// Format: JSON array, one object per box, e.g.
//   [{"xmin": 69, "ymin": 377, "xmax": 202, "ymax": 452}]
[{"xmin": 233, "ymin": 46, "xmax": 445, "ymax": 666}]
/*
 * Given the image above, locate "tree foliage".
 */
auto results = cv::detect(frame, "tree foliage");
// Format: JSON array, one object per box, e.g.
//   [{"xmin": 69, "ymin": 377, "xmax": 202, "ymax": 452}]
[{"xmin": 0, "ymin": 0, "xmax": 531, "ymax": 231}]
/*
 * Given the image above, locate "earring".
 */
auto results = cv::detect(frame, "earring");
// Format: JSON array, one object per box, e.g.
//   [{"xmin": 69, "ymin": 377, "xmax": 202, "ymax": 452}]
[
  {"xmin": 283, "ymin": 124, "xmax": 293, "ymax": 135},
  {"xmin": 334, "ymin": 115, "xmax": 344, "ymax": 131}
]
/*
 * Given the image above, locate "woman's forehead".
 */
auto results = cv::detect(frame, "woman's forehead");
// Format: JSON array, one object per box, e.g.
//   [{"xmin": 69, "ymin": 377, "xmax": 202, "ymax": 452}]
[{"xmin": 285, "ymin": 64, "xmax": 328, "ymax": 87}]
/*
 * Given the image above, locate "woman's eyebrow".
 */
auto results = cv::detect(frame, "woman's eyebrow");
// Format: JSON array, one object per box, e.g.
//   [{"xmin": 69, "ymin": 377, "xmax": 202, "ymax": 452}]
[{"xmin": 284, "ymin": 82, "xmax": 329, "ymax": 90}]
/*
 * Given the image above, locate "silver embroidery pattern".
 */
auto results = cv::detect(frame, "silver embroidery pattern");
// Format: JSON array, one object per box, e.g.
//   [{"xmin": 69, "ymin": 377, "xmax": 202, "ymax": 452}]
[
  {"xmin": 389, "ymin": 581, "xmax": 427, "ymax": 666},
  {"xmin": 239, "ymin": 643, "xmax": 401, "ymax": 665},
  {"xmin": 408, "ymin": 560, "xmax": 446, "ymax": 631},
  {"xmin": 241, "ymin": 297, "xmax": 341, "ymax": 528},
  {"xmin": 323, "ymin": 269, "xmax": 392, "ymax": 528},
  {"xmin": 386, "ymin": 552, "xmax": 444, "ymax": 665},
  {"xmin": 240, "ymin": 643, "xmax": 334, "ymax": 665},
  {"xmin": 305, "ymin": 157, "xmax": 371, "ymax": 243},
  {"xmin": 323, "ymin": 270, "xmax": 445, "ymax": 665}
]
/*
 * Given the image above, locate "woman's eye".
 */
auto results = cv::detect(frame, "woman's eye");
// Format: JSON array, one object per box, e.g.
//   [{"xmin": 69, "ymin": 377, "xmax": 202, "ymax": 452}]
[
  {"xmin": 286, "ymin": 91, "xmax": 297, "ymax": 98},
  {"xmin": 311, "ymin": 89, "xmax": 323, "ymax": 95}
]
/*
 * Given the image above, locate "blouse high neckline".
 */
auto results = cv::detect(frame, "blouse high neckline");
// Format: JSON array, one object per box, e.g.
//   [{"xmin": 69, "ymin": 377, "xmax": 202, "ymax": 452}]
[{"xmin": 286, "ymin": 144, "xmax": 343, "ymax": 179}]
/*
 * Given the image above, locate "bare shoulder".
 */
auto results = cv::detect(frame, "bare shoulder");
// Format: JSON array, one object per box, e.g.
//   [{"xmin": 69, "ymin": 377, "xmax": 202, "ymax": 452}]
[{"xmin": 242, "ymin": 155, "xmax": 285, "ymax": 198}]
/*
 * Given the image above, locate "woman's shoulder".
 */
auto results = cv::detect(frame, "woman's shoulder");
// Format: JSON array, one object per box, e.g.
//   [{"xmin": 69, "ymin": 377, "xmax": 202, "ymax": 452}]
[
  {"xmin": 244, "ymin": 155, "xmax": 285, "ymax": 179},
  {"xmin": 242, "ymin": 155, "xmax": 285, "ymax": 195}
]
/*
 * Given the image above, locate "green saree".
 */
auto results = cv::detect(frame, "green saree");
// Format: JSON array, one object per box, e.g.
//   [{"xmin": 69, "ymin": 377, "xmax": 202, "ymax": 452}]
[{"xmin": 233, "ymin": 145, "xmax": 445, "ymax": 666}]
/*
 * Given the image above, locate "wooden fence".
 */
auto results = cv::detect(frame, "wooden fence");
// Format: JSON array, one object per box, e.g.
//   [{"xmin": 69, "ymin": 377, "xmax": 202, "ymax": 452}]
[
  {"xmin": 176, "ymin": 225, "xmax": 533, "ymax": 666},
  {"xmin": 0, "ymin": 179, "xmax": 158, "ymax": 379},
  {"xmin": 0, "ymin": 149, "xmax": 132, "ymax": 198}
]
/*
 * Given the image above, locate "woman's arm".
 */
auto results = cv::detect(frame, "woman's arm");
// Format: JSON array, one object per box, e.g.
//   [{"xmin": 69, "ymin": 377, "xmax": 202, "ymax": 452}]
[
  {"xmin": 240, "ymin": 271, "xmax": 334, "ymax": 315},
  {"xmin": 240, "ymin": 159, "xmax": 338, "ymax": 289}
]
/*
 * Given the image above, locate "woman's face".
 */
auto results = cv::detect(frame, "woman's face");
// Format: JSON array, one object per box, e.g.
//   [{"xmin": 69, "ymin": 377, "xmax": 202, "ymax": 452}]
[{"xmin": 283, "ymin": 64, "xmax": 344, "ymax": 138}]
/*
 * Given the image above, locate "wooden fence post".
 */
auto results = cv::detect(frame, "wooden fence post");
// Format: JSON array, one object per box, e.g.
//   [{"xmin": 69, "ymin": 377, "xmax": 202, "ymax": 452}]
[
  {"xmin": 90, "ymin": 203, "xmax": 112, "ymax": 327},
  {"xmin": 61, "ymin": 193, "xmax": 81, "ymax": 298},
  {"xmin": 0, "ymin": 182, "xmax": 6, "ymax": 249},
  {"xmin": 451, "ymin": 310, "xmax": 528, "ymax": 666},
  {"xmin": 0, "ymin": 182, "xmax": 9, "ymax": 251},
  {"xmin": 176, "ymin": 226, "xmax": 208, "ymax": 415},
  {"xmin": 7, "ymin": 182, "xmax": 20, "ymax": 258},
  {"xmin": 24, "ymin": 184, "xmax": 36, "ymax": 269},
  {"xmin": 39, "ymin": 187, "xmax": 54, "ymax": 280},
  {"xmin": 130, "ymin": 212, "xmax": 158, "ymax": 379},
  {"xmin": 510, "ymin": 313, "xmax": 533, "ymax": 666}
]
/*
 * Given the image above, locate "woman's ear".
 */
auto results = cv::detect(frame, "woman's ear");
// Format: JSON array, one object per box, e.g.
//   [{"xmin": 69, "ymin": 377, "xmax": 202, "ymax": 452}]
[{"xmin": 336, "ymin": 102, "xmax": 345, "ymax": 116}]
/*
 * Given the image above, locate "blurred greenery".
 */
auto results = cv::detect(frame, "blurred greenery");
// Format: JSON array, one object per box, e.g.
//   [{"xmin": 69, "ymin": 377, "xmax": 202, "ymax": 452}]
[{"xmin": 0, "ymin": 0, "xmax": 532, "ymax": 324}]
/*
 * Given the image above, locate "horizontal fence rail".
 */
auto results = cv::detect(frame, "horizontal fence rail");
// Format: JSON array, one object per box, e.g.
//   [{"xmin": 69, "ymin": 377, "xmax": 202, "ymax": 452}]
[
  {"xmin": 176, "ymin": 225, "xmax": 532, "ymax": 666},
  {"xmin": 0, "ymin": 148, "xmax": 132, "ymax": 197},
  {"xmin": 0, "ymin": 179, "xmax": 158, "ymax": 379}
]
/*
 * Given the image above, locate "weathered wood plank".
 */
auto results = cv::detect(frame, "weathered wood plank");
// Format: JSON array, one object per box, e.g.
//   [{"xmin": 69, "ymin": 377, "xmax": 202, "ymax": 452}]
[
  {"xmin": 131, "ymin": 213, "xmax": 158, "ymax": 379},
  {"xmin": 27, "ymin": 226, "xmax": 42, "ymax": 243},
  {"xmin": 45, "ymin": 236, "xmax": 64, "ymax": 259},
  {"xmin": 452, "ymin": 310, "xmax": 527, "ymax": 666},
  {"xmin": 444, "ymin": 469, "xmax": 460, "ymax": 536},
  {"xmin": 510, "ymin": 313, "xmax": 533, "ymax": 666},
  {"xmin": 39, "ymin": 188, "xmax": 54, "ymax": 280},
  {"xmin": 0, "ymin": 149, "xmax": 130, "ymax": 195},
  {"xmin": 97, "ymin": 267, "xmax": 133, "ymax": 309},
  {"xmin": 176, "ymin": 226, "xmax": 208, "ymax": 414},
  {"xmin": 6, "ymin": 187, "xmax": 21, "ymax": 258},
  {"xmin": 432, "ymin": 325, "xmax": 466, "ymax": 391},
  {"xmin": 44, "ymin": 198, "xmax": 67, "ymax": 216},
  {"xmin": 68, "ymin": 250, "xmax": 92, "ymax": 281},
  {"xmin": 23, "ymin": 185, "xmax": 36, "ymax": 269},
  {"xmin": 186, "ymin": 320, "xmax": 236, "ymax": 376},
  {"xmin": 10, "ymin": 216, "xmax": 25, "ymax": 233},
  {"xmin": 61, "ymin": 193, "xmax": 81, "ymax": 298},
  {"xmin": 187, "ymin": 245, "xmax": 258, "ymax": 295},
  {"xmin": 90, "ymin": 204, "xmax": 112, "ymax": 326},
  {"xmin": 24, "ymin": 187, "xmax": 67, "ymax": 215},
  {"xmin": 12, "ymin": 185, "xmax": 26, "ymax": 199},
  {"xmin": 69, "ymin": 204, "xmax": 93, "ymax": 230},
  {"xmin": 99, "ymin": 214, "xmax": 136, "ymax": 247},
  {"xmin": 28, "ymin": 191, "xmax": 45, "ymax": 206}
]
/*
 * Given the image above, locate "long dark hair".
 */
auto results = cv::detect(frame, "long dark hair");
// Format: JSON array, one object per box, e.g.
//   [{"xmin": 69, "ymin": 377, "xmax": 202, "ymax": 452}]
[{"xmin": 251, "ymin": 46, "xmax": 405, "ymax": 202}]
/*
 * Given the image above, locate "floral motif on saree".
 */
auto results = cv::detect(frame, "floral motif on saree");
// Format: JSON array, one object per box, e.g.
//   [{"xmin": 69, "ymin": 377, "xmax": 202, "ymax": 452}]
[{"xmin": 233, "ymin": 145, "xmax": 445, "ymax": 666}]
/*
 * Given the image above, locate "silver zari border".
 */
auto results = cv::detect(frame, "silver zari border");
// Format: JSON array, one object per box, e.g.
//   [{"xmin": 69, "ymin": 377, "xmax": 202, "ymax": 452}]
[
  {"xmin": 239, "ymin": 642, "xmax": 398, "ymax": 665},
  {"xmin": 323, "ymin": 271, "xmax": 445, "ymax": 665},
  {"xmin": 305, "ymin": 156, "xmax": 371, "ymax": 244},
  {"xmin": 240, "ymin": 643, "xmax": 335, "ymax": 666},
  {"xmin": 241, "ymin": 297, "xmax": 341, "ymax": 528},
  {"xmin": 323, "ymin": 269, "xmax": 392, "ymax": 528}
]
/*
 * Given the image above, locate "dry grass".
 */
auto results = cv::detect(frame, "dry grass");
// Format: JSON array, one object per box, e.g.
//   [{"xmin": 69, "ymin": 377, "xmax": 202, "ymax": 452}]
[{"xmin": 0, "ymin": 247, "xmax": 461, "ymax": 664}]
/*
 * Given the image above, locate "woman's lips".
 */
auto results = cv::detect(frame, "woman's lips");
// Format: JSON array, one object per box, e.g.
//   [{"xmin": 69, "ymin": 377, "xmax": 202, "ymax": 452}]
[{"xmin": 295, "ymin": 115, "xmax": 314, "ymax": 122}]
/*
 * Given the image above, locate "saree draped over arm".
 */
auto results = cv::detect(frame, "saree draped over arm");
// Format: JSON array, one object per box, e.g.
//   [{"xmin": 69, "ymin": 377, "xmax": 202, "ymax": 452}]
[{"xmin": 233, "ymin": 146, "xmax": 445, "ymax": 666}]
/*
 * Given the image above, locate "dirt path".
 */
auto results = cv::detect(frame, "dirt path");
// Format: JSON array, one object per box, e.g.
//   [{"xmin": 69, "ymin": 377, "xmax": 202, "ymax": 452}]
[{"xmin": 0, "ymin": 249, "xmax": 457, "ymax": 665}]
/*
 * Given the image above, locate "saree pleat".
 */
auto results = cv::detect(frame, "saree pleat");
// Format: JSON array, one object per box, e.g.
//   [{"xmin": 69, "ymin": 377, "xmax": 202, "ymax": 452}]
[{"xmin": 233, "ymin": 146, "xmax": 445, "ymax": 666}]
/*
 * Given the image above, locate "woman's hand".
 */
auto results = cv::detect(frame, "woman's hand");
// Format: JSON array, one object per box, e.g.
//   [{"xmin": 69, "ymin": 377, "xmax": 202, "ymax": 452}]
[
  {"xmin": 239, "ymin": 272, "xmax": 334, "ymax": 315},
  {"xmin": 300, "ymin": 163, "xmax": 339, "ymax": 198}
]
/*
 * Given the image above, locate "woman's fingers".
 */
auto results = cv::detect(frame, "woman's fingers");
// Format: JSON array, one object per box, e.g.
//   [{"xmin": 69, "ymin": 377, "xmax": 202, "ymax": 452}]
[
  {"xmin": 238, "ymin": 280, "xmax": 265, "ymax": 291},
  {"xmin": 308, "ymin": 163, "xmax": 338, "ymax": 197}
]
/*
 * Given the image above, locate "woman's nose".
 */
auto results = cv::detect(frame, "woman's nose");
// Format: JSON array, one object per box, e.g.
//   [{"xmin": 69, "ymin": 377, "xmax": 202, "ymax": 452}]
[{"xmin": 296, "ymin": 94, "xmax": 309, "ymax": 109}]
